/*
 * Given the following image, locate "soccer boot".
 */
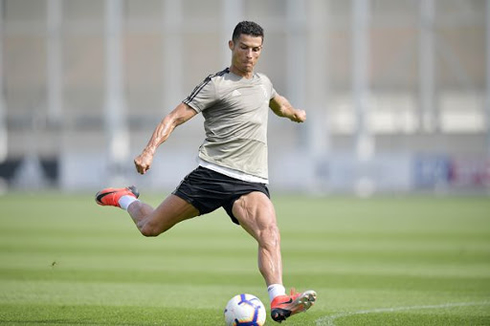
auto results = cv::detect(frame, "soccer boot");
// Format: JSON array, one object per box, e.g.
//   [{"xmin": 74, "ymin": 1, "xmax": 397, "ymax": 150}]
[
  {"xmin": 270, "ymin": 289, "xmax": 317, "ymax": 323},
  {"xmin": 95, "ymin": 185, "xmax": 139, "ymax": 208}
]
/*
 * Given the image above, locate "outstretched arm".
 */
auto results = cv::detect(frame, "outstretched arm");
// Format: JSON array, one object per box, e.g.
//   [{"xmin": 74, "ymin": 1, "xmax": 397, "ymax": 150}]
[
  {"xmin": 269, "ymin": 94, "xmax": 306, "ymax": 123},
  {"xmin": 134, "ymin": 103, "xmax": 198, "ymax": 175}
]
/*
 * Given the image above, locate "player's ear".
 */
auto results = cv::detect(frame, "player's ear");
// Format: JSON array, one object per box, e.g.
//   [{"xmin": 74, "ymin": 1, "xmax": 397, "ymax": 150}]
[{"xmin": 228, "ymin": 40, "xmax": 234, "ymax": 50}]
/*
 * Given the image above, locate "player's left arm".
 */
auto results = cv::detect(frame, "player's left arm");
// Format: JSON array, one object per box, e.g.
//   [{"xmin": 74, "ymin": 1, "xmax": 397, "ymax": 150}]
[{"xmin": 269, "ymin": 94, "xmax": 306, "ymax": 123}]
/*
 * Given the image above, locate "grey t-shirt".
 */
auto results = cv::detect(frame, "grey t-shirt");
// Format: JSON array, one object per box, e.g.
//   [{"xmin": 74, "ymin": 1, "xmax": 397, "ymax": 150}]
[{"xmin": 183, "ymin": 68, "xmax": 277, "ymax": 180}]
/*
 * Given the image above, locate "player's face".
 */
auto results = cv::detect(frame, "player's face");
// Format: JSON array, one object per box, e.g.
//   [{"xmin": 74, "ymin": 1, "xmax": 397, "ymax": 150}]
[{"xmin": 229, "ymin": 34, "xmax": 263, "ymax": 78}]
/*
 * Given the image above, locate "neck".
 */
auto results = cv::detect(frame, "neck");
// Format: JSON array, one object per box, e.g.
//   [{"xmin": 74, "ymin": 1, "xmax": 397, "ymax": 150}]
[{"xmin": 229, "ymin": 65, "xmax": 253, "ymax": 79}]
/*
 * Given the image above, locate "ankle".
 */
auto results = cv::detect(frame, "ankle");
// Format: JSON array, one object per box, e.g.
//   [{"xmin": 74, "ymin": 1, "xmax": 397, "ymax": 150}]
[
  {"xmin": 267, "ymin": 284, "xmax": 286, "ymax": 302},
  {"xmin": 118, "ymin": 195, "xmax": 139, "ymax": 211}
]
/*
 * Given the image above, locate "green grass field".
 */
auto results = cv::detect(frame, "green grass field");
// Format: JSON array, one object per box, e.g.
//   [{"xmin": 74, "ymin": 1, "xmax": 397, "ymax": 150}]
[{"xmin": 0, "ymin": 193, "xmax": 489, "ymax": 325}]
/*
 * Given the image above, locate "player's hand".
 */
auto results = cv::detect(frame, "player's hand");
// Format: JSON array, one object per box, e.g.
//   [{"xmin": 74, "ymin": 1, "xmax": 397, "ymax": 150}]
[
  {"xmin": 134, "ymin": 150, "xmax": 154, "ymax": 175},
  {"xmin": 291, "ymin": 109, "xmax": 306, "ymax": 123}
]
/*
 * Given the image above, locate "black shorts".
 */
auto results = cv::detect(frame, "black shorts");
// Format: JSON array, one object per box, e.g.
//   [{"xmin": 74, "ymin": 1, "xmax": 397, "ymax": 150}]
[{"xmin": 172, "ymin": 166, "xmax": 270, "ymax": 225}]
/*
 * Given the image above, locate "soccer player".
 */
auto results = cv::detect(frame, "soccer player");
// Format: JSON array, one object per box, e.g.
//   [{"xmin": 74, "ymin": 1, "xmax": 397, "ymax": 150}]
[{"xmin": 96, "ymin": 21, "xmax": 316, "ymax": 323}]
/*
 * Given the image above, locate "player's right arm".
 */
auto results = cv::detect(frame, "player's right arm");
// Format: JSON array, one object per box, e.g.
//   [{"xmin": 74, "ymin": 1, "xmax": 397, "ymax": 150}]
[{"xmin": 134, "ymin": 103, "xmax": 198, "ymax": 175}]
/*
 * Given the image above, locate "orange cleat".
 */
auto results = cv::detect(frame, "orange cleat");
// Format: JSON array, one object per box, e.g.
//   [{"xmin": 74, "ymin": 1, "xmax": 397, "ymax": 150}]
[
  {"xmin": 95, "ymin": 186, "xmax": 139, "ymax": 208},
  {"xmin": 270, "ymin": 289, "xmax": 317, "ymax": 323}
]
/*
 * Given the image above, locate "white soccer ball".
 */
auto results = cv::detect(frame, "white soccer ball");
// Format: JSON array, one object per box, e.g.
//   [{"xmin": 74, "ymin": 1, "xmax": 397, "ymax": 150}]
[{"xmin": 224, "ymin": 293, "xmax": 267, "ymax": 326}]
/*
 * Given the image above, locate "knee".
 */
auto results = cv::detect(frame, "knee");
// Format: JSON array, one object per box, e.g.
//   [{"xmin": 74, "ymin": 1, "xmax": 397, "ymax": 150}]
[{"xmin": 139, "ymin": 222, "xmax": 163, "ymax": 237}]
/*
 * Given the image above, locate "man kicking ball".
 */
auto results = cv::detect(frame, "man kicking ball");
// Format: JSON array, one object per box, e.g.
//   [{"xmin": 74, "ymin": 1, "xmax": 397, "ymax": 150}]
[{"xmin": 96, "ymin": 21, "xmax": 316, "ymax": 323}]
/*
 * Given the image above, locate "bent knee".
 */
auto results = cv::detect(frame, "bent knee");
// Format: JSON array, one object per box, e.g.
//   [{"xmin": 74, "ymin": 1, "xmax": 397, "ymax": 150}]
[{"xmin": 139, "ymin": 222, "xmax": 164, "ymax": 237}]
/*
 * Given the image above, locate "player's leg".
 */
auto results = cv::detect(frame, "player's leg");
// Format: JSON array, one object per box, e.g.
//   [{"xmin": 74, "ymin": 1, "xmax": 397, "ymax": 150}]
[
  {"xmin": 96, "ymin": 186, "xmax": 199, "ymax": 237},
  {"xmin": 127, "ymin": 194, "xmax": 199, "ymax": 237},
  {"xmin": 231, "ymin": 191, "xmax": 316, "ymax": 323},
  {"xmin": 231, "ymin": 191, "xmax": 283, "ymax": 286}
]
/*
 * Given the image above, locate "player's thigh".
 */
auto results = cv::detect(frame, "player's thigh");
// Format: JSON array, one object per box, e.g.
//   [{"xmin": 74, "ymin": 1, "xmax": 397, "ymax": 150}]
[
  {"xmin": 232, "ymin": 191, "xmax": 278, "ymax": 241},
  {"xmin": 147, "ymin": 194, "xmax": 200, "ymax": 233}
]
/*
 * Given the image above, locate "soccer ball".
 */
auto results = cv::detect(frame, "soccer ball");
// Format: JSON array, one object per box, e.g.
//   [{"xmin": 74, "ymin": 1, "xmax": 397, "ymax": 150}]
[{"xmin": 224, "ymin": 293, "xmax": 267, "ymax": 326}]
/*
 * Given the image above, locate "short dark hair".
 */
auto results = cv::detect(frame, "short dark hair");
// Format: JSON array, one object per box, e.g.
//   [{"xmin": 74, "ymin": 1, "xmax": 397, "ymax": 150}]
[{"xmin": 232, "ymin": 21, "xmax": 264, "ymax": 43}]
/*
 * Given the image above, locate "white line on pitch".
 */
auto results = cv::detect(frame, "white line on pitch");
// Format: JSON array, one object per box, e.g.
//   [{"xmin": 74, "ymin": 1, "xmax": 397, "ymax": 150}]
[{"xmin": 315, "ymin": 301, "xmax": 490, "ymax": 326}]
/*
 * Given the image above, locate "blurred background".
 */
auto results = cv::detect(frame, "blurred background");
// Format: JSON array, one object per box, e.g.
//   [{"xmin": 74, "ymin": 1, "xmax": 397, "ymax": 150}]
[{"xmin": 0, "ymin": 0, "xmax": 488, "ymax": 195}]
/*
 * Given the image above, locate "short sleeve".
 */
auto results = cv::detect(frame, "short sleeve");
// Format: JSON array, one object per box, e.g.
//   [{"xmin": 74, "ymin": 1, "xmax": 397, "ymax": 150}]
[
  {"xmin": 182, "ymin": 76, "xmax": 217, "ymax": 113},
  {"xmin": 258, "ymin": 73, "xmax": 277, "ymax": 100},
  {"xmin": 270, "ymin": 87, "xmax": 277, "ymax": 100}
]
